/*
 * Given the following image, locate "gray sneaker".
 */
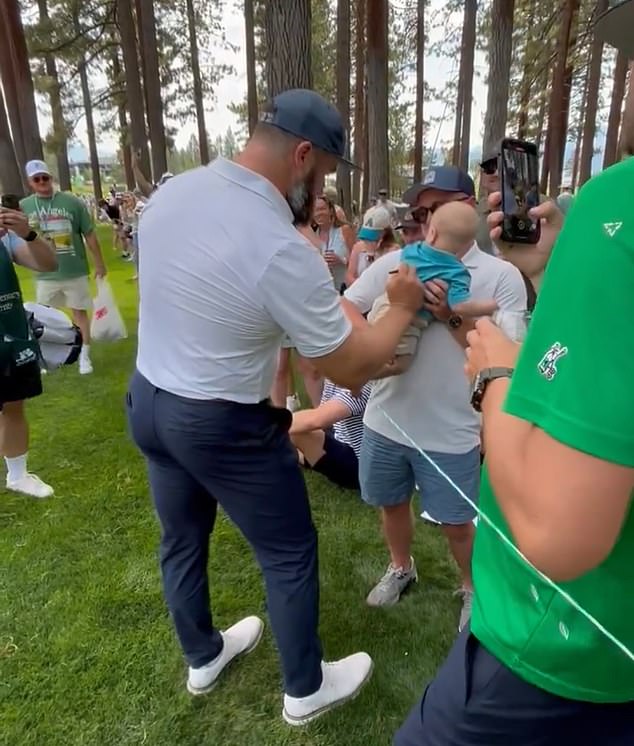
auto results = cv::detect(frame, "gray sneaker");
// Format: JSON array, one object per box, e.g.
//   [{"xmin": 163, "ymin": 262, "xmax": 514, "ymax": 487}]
[
  {"xmin": 455, "ymin": 588, "xmax": 473, "ymax": 632},
  {"xmin": 366, "ymin": 559, "xmax": 418, "ymax": 607}
]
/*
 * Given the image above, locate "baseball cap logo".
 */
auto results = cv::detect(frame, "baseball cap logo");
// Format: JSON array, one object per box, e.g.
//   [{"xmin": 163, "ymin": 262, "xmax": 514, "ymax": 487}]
[{"xmin": 423, "ymin": 170, "xmax": 436, "ymax": 185}]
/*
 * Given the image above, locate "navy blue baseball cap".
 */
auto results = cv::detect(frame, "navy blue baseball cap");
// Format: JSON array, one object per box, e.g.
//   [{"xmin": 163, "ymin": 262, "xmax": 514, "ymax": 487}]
[
  {"xmin": 259, "ymin": 89, "xmax": 357, "ymax": 168},
  {"xmin": 403, "ymin": 166, "xmax": 475, "ymax": 205}
]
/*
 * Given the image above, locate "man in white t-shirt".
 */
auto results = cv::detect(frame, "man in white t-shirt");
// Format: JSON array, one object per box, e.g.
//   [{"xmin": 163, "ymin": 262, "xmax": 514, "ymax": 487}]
[
  {"xmin": 342, "ymin": 166, "xmax": 527, "ymax": 632},
  {"xmin": 128, "ymin": 89, "xmax": 425, "ymax": 726}
]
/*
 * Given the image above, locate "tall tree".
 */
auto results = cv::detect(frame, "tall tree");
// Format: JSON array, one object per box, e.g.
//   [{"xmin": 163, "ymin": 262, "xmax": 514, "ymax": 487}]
[
  {"xmin": 0, "ymin": 0, "xmax": 44, "ymax": 165},
  {"xmin": 603, "ymin": 50, "xmax": 628, "ymax": 168},
  {"xmin": 352, "ymin": 0, "xmax": 366, "ymax": 208},
  {"xmin": 116, "ymin": 0, "xmax": 151, "ymax": 182},
  {"xmin": 366, "ymin": 0, "xmax": 389, "ymax": 197},
  {"xmin": 36, "ymin": 0, "xmax": 71, "ymax": 191},
  {"xmin": 482, "ymin": 0, "xmax": 515, "ymax": 161},
  {"xmin": 110, "ymin": 50, "xmax": 135, "ymax": 190},
  {"xmin": 578, "ymin": 0, "xmax": 608, "ymax": 185},
  {"xmin": 413, "ymin": 0, "xmax": 425, "ymax": 182},
  {"xmin": 139, "ymin": 0, "xmax": 168, "ymax": 179},
  {"xmin": 618, "ymin": 61, "xmax": 634, "ymax": 157},
  {"xmin": 0, "ymin": 86, "xmax": 23, "ymax": 195},
  {"xmin": 72, "ymin": 4, "xmax": 102, "ymax": 201},
  {"xmin": 264, "ymin": 0, "xmax": 312, "ymax": 96},
  {"xmin": 335, "ymin": 0, "xmax": 352, "ymax": 213},
  {"xmin": 451, "ymin": 0, "xmax": 476, "ymax": 170},
  {"xmin": 244, "ymin": 0, "xmax": 258, "ymax": 137},
  {"xmin": 186, "ymin": 0, "xmax": 210, "ymax": 163}
]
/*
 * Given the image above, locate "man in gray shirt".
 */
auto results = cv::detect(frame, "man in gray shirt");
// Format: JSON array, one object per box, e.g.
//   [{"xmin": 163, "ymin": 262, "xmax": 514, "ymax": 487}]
[{"xmin": 343, "ymin": 166, "xmax": 527, "ymax": 632}]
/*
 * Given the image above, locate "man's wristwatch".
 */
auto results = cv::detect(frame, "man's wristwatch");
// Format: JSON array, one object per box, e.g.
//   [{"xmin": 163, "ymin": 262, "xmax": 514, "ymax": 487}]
[
  {"xmin": 447, "ymin": 313, "xmax": 463, "ymax": 330},
  {"xmin": 25, "ymin": 230, "xmax": 38, "ymax": 242},
  {"xmin": 470, "ymin": 367, "xmax": 514, "ymax": 412}
]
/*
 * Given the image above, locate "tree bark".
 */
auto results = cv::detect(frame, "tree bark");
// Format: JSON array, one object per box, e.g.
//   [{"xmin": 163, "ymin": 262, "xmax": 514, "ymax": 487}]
[
  {"xmin": 578, "ymin": 0, "xmax": 608, "ymax": 185},
  {"xmin": 517, "ymin": 0, "xmax": 537, "ymax": 140},
  {"xmin": 116, "ymin": 0, "xmax": 151, "ymax": 182},
  {"xmin": 37, "ymin": 0, "xmax": 71, "ymax": 190},
  {"xmin": 111, "ymin": 51, "xmax": 135, "ymax": 190},
  {"xmin": 335, "ymin": 0, "xmax": 351, "ymax": 213},
  {"xmin": 458, "ymin": 0, "xmax": 477, "ymax": 172},
  {"xmin": 413, "ymin": 0, "xmax": 425, "ymax": 182},
  {"xmin": 139, "ymin": 0, "xmax": 168, "ymax": 179},
  {"xmin": 0, "ymin": 0, "xmax": 44, "ymax": 164},
  {"xmin": 352, "ymin": 0, "xmax": 366, "ymax": 209},
  {"xmin": 618, "ymin": 62, "xmax": 634, "ymax": 158},
  {"xmin": 186, "ymin": 0, "xmax": 210, "ymax": 163},
  {"xmin": 0, "ymin": 86, "xmax": 24, "ymax": 195},
  {"xmin": 73, "ymin": 8, "xmax": 102, "ymax": 201},
  {"xmin": 264, "ymin": 0, "xmax": 312, "ymax": 96},
  {"xmin": 482, "ymin": 0, "xmax": 515, "ymax": 161},
  {"xmin": 571, "ymin": 61, "xmax": 589, "ymax": 190},
  {"xmin": 545, "ymin": 0, "xmax": 580, "ymax": 197},
  {"xmin": 366, "ymin": 0, "xmax": 389, "ymax": 197},
  {"xmin": 244, "ymin": 0, "xmax": 258, "ymax": 137},
  {"xmin": 603, "ymin": 50, "xmax": 628, "ymax": 168}
]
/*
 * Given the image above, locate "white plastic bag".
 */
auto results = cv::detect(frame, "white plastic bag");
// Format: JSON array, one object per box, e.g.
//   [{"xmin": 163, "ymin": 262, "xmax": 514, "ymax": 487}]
[{"xmin": 90, "ymin": 278, "xmax": 127, "ymax": 342}]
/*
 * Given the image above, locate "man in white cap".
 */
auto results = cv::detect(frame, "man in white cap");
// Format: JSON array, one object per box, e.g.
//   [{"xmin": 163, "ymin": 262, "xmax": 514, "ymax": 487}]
[{"xmin": 20, "ymin": 161, "xmax": 107, "ymax": 375}]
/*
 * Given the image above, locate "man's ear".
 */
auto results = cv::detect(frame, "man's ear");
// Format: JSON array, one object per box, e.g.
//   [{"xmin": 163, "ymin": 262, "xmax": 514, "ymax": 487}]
[
  {"xmin": 426, "ymin": 224, "xmax": 438, "ymax": 244},
  {"xmin": 294, "ymin": 141, "xmax": 313, "ymax": 168}
]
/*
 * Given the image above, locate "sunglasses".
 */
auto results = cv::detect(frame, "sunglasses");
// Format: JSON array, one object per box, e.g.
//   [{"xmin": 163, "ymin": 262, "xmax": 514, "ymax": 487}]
[
  {"xmin": 480, "ymin": 160, "xmax": 498, "ymax": 175},
  {"xmin": 411, "ymin": 195, "xmax": 471, "ymax": 224},
  {"xmin": 32, "ymin": 175, "xmax": 51, "ymax": 183}
]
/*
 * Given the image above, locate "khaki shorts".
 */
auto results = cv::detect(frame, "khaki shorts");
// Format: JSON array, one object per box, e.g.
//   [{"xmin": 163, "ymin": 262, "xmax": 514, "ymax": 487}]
[{"xmin": 36, "ymin": 276, "xmax": 92, "ymax": 311}]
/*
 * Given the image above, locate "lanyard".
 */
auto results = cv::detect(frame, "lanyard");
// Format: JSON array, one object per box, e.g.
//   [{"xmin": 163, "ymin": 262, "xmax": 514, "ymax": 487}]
[{"xmin": 34, "ymin": 193, "xmax": 57, "ymax": 224}]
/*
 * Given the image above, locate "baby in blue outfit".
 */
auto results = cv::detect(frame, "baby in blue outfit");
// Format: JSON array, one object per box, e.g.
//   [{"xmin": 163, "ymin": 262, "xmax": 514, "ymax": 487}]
[{"xmin": 368, "ymin": 202, "xmax": 497, "ymax": 375}]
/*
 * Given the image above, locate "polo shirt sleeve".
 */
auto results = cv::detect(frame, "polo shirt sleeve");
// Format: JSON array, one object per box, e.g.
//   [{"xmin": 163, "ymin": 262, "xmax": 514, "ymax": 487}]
[
  {"xmin": 1, "ymin": 231, "xmax": 23, "ymax": 259},
  {"xmin": 504, "ymin": 160, "xmax": 634, "ymax": 467},
  {"xmin": 258, "ymin": 238, "xmax": 352, "ymax": 359},
  {"xmin": 76, "ymin": 197, "xmax": 95, "ymax": 235},
  {"xmin": 344, "ymin": 250, "xmax": 402, "ymax": 314},
  {"xmin": 493, "ymin": 260, "xmax": 527, "ymax": 311},
  {"xmin": 331, "ymin": 385, "xmax": 368, "ymax": 416}
]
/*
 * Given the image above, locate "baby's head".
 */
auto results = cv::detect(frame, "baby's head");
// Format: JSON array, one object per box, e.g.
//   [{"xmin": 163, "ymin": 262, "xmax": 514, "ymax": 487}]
[{"xmin": 426, "ymin": 201, "xmax": 479, "ymax": 255}]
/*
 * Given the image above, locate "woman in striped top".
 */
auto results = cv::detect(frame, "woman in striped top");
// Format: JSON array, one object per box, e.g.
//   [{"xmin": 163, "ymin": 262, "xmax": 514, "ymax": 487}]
[{"xmin": 289, "ymin": 380, "xmax": 372, "ymax": 490}]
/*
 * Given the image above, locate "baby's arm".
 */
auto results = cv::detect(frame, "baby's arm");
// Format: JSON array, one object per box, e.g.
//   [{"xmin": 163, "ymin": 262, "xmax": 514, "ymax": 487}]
[{"xmin": 452, "ymin": 298, "xmax": 498, "ymax": 318}]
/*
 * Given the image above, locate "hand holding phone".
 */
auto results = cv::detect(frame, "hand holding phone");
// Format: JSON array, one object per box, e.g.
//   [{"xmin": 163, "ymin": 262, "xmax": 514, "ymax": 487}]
[
  {"xmin": 1, "ymin": 194, "xmax": 21, "ymax": 211},
  {"xmin": 499, "ymin": 138, "xmax": 541, "ymax": 245}
]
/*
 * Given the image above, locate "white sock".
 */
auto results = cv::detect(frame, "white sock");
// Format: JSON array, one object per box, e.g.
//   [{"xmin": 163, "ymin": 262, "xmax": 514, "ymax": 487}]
[
  {"xmin": 5, "ymin": 454, "xmax": 27, "ymax": 483},
  {"xmin": 80, "ymin": 344, "xmax": 91, "ymax": 360}
]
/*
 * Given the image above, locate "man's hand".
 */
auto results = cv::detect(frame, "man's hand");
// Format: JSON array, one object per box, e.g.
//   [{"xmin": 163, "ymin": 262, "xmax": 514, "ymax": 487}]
[
  {"xmin": 385, "ymin": 263, "xmax": 425, "ymax": 314},
  {"xmin": 94, "ymin": 262, "xmax": 108, "ymax": 279},
  {"xmin": 465, "ymin": 318, "xmax": 521, "ymax": 380},
  {"xmin": 487, "ymin": 192, "xmax": 563, "ymax": 283},
  {"xmin": 421, "ymin": 278, "xmax": 452, "ymax": 322},
  {"xmin": 0, "ymin": 208, "xmax": 30, "ymax": 239}
]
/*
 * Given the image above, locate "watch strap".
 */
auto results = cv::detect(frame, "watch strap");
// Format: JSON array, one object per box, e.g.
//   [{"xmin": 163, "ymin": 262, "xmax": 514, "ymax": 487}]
[
  {"xmin": 25, "ymin": 230, "xmax": 38, "ymax": 242},
  {"xmin": 471, "ymin": 367, "xmax": 514, "ymax": 412}
]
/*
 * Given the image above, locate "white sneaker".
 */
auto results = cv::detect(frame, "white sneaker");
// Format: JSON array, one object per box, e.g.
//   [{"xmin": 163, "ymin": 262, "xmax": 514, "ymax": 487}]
[
  {"xmin": 186, "ymin": 616, "xmax": 264, "ymax": 695},
  {"xmin": 6, "ymin": 473, "xmax": 54, "ymax": 499},
  {"xmin": 282, "ymin": 653, "xmax": 373, "ymax": 726},
  {"xmin": 79, "ymin": 357, "xmax": 93, "ymax": 375}
]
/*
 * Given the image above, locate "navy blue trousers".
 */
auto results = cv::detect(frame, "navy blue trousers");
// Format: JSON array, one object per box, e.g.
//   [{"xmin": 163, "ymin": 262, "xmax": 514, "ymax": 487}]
[
  {"xmin": 127, "ymin": 371, "xmax": 323, "ymax": 698},
  {"xmin": 395, "ymin": 629, "xmax": 634, "ymax": 746}
]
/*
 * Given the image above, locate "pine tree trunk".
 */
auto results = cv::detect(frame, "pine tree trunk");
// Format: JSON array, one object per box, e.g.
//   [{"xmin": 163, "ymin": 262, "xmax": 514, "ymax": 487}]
[
  {"xmin": 546, "ymin": 0, "xmax": 580, "ymax": 197},
  {"xmin": 482, "ymin": 0, "xmax": 514, "ymax": 160},
  {"xmin": 413, "ymin": 0, "xmax": 425, "ymax": 182},
  {"xmin": 335, "ymin": 0, "xmax": 351, "ymax": 213},
  {"xmin": 603, "ymin": 50, "xmax": 628, "ymax": 168},
  {"xmin": 516, "ymin": 0, "xmax": 537, "ymax": 140},
  {"xmin": 244, "ymin": 0, "xmax": 258, "ymax": 137},
  {"xmin": 264, "ymin": 0, "xmax": 312, "ymax": 96},
  {"xmin": 186, "ymin": 0, "xmax": 210, "ymax": 163},
  {"xmin": 618, "ymin": 62, "xmax": 634, "ymax": 157},
  {"xmin": 139, "ymin": 0, "xmax": 167, "ymax": 179},
  {"xmin": 0, "ymin": 85, "xmax": 24, "ymax": 195},
  {"xmin": 0, "ymin": 0, "xmax": 44, "ymax": 163},
  {"xmin": 458, "ymin": 0, "xmax": 477, "ymax": 172},
  {"xmin": 111, "ymin": 51, "xmax": 135, "ymax": 190},
  {"xmin": 116, "ymin": 0, "xmax": 151, "ymax": 181},
  {"xmin": 571, "ymin": 61, "xmax": 589, "ymax": 190},
  {"xmin": 362, "ymin": 86, "xmax": 370, "ymax": 208},
  {"xmin": 352, "ymin": 0, "xmax": 366, "ymax": 209},
  {"xmin": 578, "ymin": 0, "xmax": 608, "ymax": 186},
  {"xmin": 366, "ymin": 0, "xmax": 389, "ymax": 197}
]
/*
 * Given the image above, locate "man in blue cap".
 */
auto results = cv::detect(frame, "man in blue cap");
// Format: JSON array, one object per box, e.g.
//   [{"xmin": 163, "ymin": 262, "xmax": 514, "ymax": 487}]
[
  {"xmin": 343, "ymin": 165, "xmax": 526, "ymax": 630},
  {"xmin": 127, "ymin": 89, "xmax": 425, "ymax": 725}
]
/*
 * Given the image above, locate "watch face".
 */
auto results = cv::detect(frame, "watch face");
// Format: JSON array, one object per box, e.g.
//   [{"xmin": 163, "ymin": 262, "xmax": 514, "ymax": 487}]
[{"xmin": 448, "ymin": 314, "xmax": 463, "ymax": 330}]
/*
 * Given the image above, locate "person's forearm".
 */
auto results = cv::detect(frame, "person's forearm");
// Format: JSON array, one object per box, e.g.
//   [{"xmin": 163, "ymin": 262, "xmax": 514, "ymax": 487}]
[
  {"xmin": 448, "ymin": 317, "xmax": 475, "ymax": 349},
  {"xmin": 86, "ymin": 234, "xmax": 105, "ymax": 266},
  {"xmin": 27, "ymin": 237, "xmax": 57, "ymax": 272}
]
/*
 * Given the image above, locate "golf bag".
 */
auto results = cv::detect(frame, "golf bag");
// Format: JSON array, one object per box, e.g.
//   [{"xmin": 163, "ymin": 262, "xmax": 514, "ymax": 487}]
[{"xmin": 23, "ymin": 302, "xmax": 82, "ymax": 371}]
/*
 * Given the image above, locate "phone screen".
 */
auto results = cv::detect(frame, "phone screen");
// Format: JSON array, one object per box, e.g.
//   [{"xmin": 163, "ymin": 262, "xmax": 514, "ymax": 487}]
[
  {"xmin": 1, "ymin": 194, "xmax": 21, "ymax": 211},
  {"xmin": 500, "ymin": 139, "xmax": 541, "ymax": 244}
]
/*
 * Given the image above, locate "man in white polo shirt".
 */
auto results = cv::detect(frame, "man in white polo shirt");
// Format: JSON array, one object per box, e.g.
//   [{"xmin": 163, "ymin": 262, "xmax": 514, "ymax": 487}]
[
  {"xmin": 127, "ymin": 89, "xmax": 425, "ymax": 726},
  {"xmin": 343, "ymin": 166, "xmax": 527, "ymax": 631}
]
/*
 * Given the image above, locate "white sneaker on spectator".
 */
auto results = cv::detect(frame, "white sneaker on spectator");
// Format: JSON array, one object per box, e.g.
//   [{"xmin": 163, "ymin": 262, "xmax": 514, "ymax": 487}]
[
  {"xmin": 79, "ymin": 356, "xmax": 93, "ymax": 375},
  {"xmin": 6, "ymin": 473, "xmax": 54, "ymax": 499},
  {"xmin": 283, "ymin": 653, "xmax": 373, "ymax": 726},
  {"xmin": 186, "ymin": 616, "xmax": 264, "ymax": 695}
]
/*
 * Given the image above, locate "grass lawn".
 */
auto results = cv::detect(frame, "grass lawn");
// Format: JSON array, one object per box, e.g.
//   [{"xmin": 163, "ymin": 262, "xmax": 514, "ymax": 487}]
[{"xmin": 1, "ymin": 226, "xmax": 461, "ymax": 746}]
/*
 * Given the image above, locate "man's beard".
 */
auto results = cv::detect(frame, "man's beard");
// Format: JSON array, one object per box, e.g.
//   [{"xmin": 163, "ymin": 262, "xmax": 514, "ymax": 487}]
[{"xmin": 286, "ymin": 171, "xmax": 316, "ymax": 225}]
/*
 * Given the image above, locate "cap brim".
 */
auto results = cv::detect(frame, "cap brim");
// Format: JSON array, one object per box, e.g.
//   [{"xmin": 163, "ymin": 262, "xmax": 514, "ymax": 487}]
[
  {"xmin": 396, "ymin": 221, "xmax": 420, "ymax": 230},
  {"xmin": 595, "ymin": 1, "xmax": 634, "ymax": 56},
  {"xmin": 403, "ymin": 182, "xmax": 462, "ymax": 205}
]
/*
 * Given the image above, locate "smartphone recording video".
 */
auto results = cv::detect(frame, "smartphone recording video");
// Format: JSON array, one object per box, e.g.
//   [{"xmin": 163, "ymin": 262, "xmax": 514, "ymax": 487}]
[
  {"xmin": 1, "ymin": 194, "xmax": 21, "ymax": 211},
  {"xmin": 499, "ymin": 138, "xmax": 541, "ymax": 245}
]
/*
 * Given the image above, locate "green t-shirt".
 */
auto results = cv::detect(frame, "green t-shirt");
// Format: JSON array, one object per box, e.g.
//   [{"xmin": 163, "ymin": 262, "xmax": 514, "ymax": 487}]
[
  {"xmin": 471, "ymin": 157, "xmax": 634, "ymax": 704},
  {"xmin": 20, "ymin": 192, "xmax": 94, "ymax": 281}
]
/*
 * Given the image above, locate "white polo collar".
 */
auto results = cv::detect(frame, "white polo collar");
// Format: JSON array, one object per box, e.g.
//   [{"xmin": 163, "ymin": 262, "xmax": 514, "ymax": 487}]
[
  {"xmin": 209, "ymin": 157, "xmax": 293, "ymax": 223},
  {"xmin": 462, "ymin": 242, "xmax": 482, "ymax": 269}
]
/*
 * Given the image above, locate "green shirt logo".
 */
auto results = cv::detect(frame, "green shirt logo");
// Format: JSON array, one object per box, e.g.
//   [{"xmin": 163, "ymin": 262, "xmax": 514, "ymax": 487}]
[{"xmin": 537, "ymin": 342, "xmax": 568, "ymax": 381}]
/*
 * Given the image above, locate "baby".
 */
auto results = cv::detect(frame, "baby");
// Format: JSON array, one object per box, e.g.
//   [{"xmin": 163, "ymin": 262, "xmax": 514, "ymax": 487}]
[{"xmin": 368, "ymin": 201, "xmax": 497, "ymax": 376}]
